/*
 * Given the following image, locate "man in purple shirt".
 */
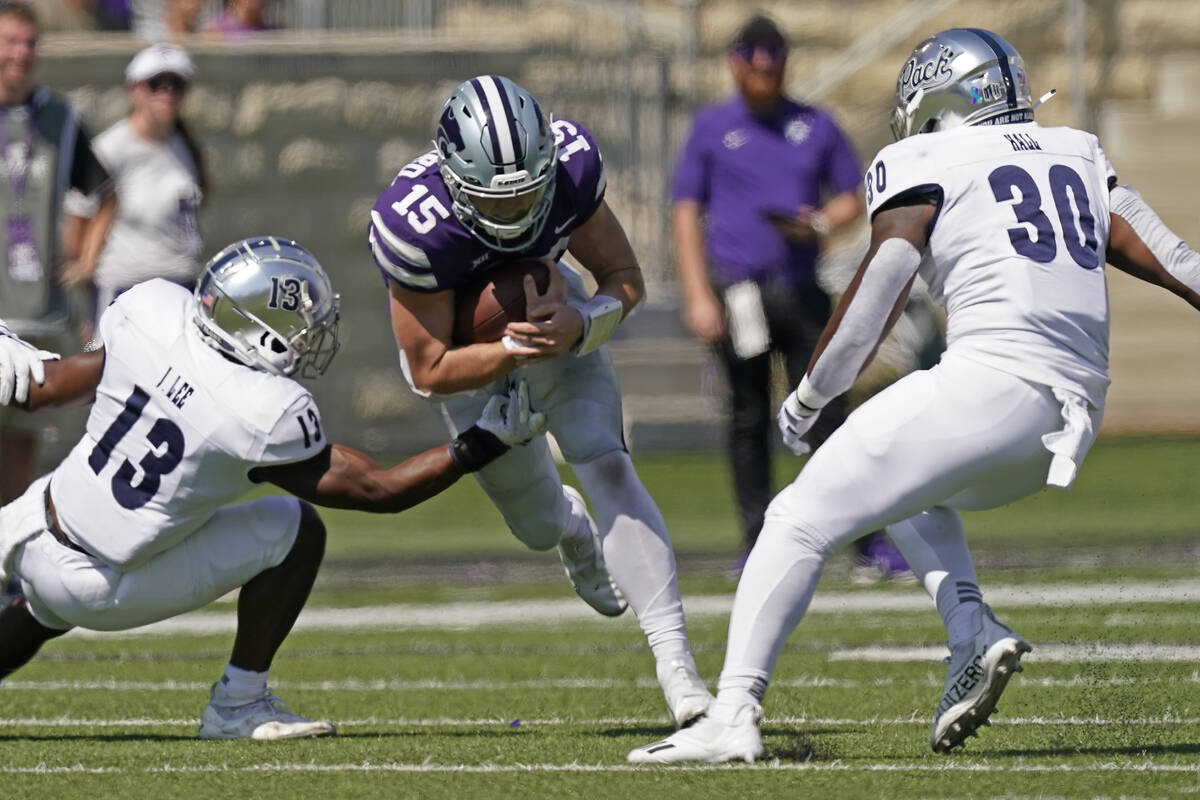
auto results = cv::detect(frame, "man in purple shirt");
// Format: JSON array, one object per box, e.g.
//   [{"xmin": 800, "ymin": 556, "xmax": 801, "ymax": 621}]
[{"xmin": 673, "ymin": 15, "xmax": 909, "ymax": 578}]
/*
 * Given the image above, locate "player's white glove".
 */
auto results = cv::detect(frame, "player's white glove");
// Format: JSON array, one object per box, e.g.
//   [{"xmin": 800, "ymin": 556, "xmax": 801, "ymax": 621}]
[
  {"xmin": 0, "ymin": 323, "xmax": 55, "ymax": 406},
  {"xmin": 777, "ymin": 390, "xmax": 820, "ymax": 456},
  {"xmin": 476, "ymin": 379, "xmax": 547, "ymax": 446}
]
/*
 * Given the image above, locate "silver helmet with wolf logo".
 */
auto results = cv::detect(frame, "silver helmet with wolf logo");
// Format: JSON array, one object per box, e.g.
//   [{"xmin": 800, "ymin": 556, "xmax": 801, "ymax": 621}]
[
  {"xmin": 435, "ymin": 75, "xmax": 559, "ymax": 252},
  {"xmin": 193, "ymin": 237, "xmax": 340, "ymax": 378},
  {"xmin": 891, "ymin": 28, "xmax": 1035, "ymax": 140}
]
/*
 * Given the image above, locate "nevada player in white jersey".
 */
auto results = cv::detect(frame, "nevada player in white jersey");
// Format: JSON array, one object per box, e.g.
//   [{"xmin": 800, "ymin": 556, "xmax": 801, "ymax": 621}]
[
  {"xmin": 0, "ymin": 237, "xmax": 546, "ymax": 740},
  {"xmin": 370, "ymin": 76, "xmax": 712, "ymax": 727},
  {"xmin": 630, "ymin": 28, "xmax": 1200, "ymax": 763}
]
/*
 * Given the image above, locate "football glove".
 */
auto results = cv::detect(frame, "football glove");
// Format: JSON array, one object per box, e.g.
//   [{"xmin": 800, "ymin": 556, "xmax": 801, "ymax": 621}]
[
  {"xmin": 0, "ymin": 323, "xmax": 55, "ymax": 407},
  {"xmin": 476, "ymin": 379, "xmax": 547, "ymax": 446},
  {"xmin": 777, "ymin": 389, "xmax": 820, "ymax": 456}
]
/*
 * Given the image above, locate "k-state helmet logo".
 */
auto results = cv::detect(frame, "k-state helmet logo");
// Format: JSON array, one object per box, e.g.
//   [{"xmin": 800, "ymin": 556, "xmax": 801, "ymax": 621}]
[
  {"xmin": 436, "ymin": 108, "xmax": 467, "ymax": 157},
  {"xmin": 898, "ymin": 44, "xmax": 956, "ymax": 98}
]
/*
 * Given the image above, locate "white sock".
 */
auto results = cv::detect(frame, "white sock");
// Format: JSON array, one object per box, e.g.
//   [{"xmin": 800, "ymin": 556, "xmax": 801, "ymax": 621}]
[
  {"xmin": 215, "ymin": 664, "xmax": 269, "ymax": 703},
  {"xmin": 714, "ymin": 517, "xmax": 832, "ymax": 720},
  {"xmin": 571, "ymin": 452, "xmax": 693, "ymax": 669},
  {"xmin": 886, "ymin": 508, "xmax": 982, "ymax": 646}
]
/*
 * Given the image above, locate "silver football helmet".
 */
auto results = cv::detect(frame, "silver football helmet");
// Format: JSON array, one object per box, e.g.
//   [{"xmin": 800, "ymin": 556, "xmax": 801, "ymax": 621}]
[
  {"xmin": 891, "ymin": 28, "xmax": 1035, "ymax": 140},
  {"xmin": 193, "ymin": 237, "xmax": 340, "ymax": 378},
  {"xmin": 435, "ymin": 75, "xmax": 558, "ymax": 252}
]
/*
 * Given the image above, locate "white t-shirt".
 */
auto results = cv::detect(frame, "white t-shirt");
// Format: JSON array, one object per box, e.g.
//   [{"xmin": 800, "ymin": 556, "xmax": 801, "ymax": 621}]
[
  {"xmin": 49, "ymin": 280, "xmax": 326, "ymax": 568},
  {"xmin": 81, "ymin": 119, "xmax": 203, "ymax": 291},
  {"xmin": 865, "ymin": 122, "xmax": 1114, "ymax": 407}
]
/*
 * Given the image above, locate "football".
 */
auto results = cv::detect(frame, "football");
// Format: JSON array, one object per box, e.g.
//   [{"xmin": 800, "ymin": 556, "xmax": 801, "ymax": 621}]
[{"xmin": 452, "ymin": 259, "xmax": 552, "ymax": 345}]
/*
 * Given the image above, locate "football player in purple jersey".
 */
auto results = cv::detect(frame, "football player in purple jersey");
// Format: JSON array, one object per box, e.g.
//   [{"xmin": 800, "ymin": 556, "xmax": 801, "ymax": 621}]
[{"xmin": 368, "ymin": 75, "xmax": 713, "ymax": 728}]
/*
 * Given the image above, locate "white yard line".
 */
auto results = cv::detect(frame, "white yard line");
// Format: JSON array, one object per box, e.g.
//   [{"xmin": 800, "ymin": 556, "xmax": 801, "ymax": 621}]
[
  {"xmin": 6, "ymin": 714, "xmax": 1200, "ymax": 729},
  {"xmin": 62, "ymin": 578, "xmax": 1200, "ymax": 638},
  {"xmin": 3, "ymin": 671, "xmax": 1195, "ymax": 693},
  {"xmin": 4, "ymin": 760, "xmax": 1200, "ymax": 775}
]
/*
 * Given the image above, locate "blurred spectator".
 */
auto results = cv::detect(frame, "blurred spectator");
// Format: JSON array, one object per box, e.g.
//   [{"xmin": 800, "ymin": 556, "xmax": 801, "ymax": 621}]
[
  {"xmin": 0, "ymin": 1, "xmax": 112, "ymax": 503},
  {"xmin": 209, "ymin": 0, "xmax": 273, "ymax": 34},
  {"xmin": 671, "ymin": 14, "xmax": 911, "ymax": 580},
  {"xmin": 62, "ymin": 43, "xmax": 206, "ymax": 326},
  {"xmin": 90, "ymin": 0, "xmax": 133, "ymax": 30},
  {"xmin": 163, "ymin": 0, "xmax": 204, "ymax": 38},
  {"xmin": 132, "ymin": 0, "xmax": 203, "ymax": 41}
]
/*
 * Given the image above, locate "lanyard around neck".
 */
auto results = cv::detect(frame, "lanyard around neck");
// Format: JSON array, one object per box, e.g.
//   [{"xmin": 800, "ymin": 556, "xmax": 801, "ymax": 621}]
[{"xmin": 0, "ymin": 102, "xmax": 38, "ymax": 208}]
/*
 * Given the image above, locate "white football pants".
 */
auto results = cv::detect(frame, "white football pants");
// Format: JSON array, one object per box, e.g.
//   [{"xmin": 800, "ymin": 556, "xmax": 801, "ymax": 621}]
[
  {"xmin": 13, "ymin": 490, "xmax": 300, "ymax": 632},
  {"xmin": 715, "ymin": 352, "xmax": 1103, "ymax": 704},
  {"xmin": 436, "ymin": 301, "xmax": 693, "ymax": 670}
]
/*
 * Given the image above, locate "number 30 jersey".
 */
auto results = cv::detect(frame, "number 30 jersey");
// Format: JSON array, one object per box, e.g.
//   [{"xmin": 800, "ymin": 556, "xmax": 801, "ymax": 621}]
[
  {"xmin": 865, "ymin": 122, "xmax": 1115, "ymax": 407},
  {"xmin": 49, "ymin": 280, "xmax": 326, "ymax": 568}
]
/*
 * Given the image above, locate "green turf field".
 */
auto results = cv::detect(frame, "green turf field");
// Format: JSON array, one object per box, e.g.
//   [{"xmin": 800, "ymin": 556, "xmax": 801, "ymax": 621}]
[{"xmin": 4, "ymin": 436, "xmax": 1200, "ymax": 798}]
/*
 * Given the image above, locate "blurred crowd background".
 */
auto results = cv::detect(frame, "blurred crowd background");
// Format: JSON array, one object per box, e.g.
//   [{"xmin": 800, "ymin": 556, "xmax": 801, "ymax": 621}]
[{"xmin": 25, "ymin": 0, "xmax": 1200, "ymax": 464}]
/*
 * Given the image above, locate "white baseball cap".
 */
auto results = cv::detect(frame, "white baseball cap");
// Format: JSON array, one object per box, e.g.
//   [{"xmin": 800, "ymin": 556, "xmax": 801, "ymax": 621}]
[{"xmin": 125, "ymin": 43, "xmax": 195, "ymax": 85}]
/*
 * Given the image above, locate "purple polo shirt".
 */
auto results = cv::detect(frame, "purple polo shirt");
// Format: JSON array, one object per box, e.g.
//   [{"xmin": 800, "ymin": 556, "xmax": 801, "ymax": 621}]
[{"xmin": 672, "ymin": 95, "xmax": 862, "ymax": 287}]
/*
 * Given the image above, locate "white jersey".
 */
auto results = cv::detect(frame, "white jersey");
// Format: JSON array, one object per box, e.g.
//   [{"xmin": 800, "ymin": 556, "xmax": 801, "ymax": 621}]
[
  {"xmin": 80, "ymin": 119, "xmax": 203, "ymax": 291},
  {"xmin": 49, "ymin": 280, "xmax": 325, "ymax": 568},
  {"xmin": 865, "ymin": 122, "xmax": 1114, "ymax": 407}
]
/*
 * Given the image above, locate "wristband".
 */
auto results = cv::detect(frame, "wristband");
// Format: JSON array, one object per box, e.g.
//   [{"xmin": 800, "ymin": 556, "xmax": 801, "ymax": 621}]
[
  {"xmin": 449, "ymin": 425, "xmax": 509, "ymax": 472},
  {"xmin": 569, "ymin": 294, "xmax": 624, "ymax": 356},
  {"xmin": 792, "ymin": 374, "xmax": 830, "ymax": 413}
]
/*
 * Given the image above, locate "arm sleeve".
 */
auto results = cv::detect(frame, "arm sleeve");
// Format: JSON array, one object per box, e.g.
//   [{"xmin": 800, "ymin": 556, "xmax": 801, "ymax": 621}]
[
  {"xmin": 1110, "ymin": 184, "xmax": 1200, "ymax": 295},
  {"xmin": 802, "ymin": 238, "xmax": 924, "ymax": 407}
]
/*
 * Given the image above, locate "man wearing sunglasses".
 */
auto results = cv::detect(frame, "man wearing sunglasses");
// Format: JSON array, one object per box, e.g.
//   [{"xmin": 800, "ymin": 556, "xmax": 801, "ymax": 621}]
[{"xmin": 672, "ymin": 14, "xmax": 910, "ymax": 579}]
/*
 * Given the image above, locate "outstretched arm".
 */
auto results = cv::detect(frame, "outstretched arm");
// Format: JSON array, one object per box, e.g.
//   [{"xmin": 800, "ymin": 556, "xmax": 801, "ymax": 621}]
[
  {"xmin": 1108, "ymin": 185, "xmax": 1200, "ymax": 312},
  {"xmin": 251, "ymin": 441, "xmax": 469, "ymax": 513},
  {"xmin": 251, "ymin": 380, "xmax": 546, "ymax": 513}
]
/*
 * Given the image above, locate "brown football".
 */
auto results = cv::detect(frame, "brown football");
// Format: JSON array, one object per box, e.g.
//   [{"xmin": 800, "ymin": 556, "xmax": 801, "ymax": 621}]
[{"xmin": 452, "ymin": 259, "xmax": 552, "ymax": 345}]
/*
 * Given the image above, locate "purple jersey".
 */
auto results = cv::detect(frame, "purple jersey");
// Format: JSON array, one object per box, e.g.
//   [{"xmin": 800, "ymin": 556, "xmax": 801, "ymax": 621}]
[
  {"xmin": 671, "ymin": 96, "xmax": 862, "ymax": 287},
  {"xmin": 369, "ymin": 118, "xmax": 607, "ymax": 293}
]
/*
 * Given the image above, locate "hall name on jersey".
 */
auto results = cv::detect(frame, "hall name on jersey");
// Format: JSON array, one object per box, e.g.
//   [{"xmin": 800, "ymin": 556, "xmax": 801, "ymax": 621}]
[
  {"xmin": 155, "ymin": 366, "xmax": 195, "ymax": 410},
  {"xmin": 1003, "ymin": 132, "xmax": 1042, "ymax": 152}
]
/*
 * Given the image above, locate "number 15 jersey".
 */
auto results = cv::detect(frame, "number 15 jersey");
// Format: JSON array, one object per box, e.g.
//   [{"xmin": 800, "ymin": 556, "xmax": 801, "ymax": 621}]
[
  {"xmin": 49, "ymin": 280, "xmax": 326, "ymax": 568},
  {"xmin": 865, "ymin": 121, "xmax": 1115, "ymax": 407}
]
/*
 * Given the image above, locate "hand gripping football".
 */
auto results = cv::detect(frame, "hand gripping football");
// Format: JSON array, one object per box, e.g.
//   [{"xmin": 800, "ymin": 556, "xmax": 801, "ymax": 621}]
[{"xmin": 452, "ymin": 259, "xmax": 552, "ymax": 345}]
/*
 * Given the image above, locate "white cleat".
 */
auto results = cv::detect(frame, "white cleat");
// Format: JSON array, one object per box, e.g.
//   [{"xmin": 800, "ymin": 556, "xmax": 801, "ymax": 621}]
[
  {"xmin": 661, "ymin": 659, "xmax": 714, "ymax": 729},
  {"xmin": 628, "ymin": 703, "xmax": 763, "ymax": 764},
  {"xmin": 199, "ymin": 685, "xmax": 336, "ymax": 741},
  {"xmin": 931, "ymin": 604, "xmax": 1031, "ymax": 753},
  {"xmin": 557, "ymin": 486, "xmax": 627, "ymax": 617}
]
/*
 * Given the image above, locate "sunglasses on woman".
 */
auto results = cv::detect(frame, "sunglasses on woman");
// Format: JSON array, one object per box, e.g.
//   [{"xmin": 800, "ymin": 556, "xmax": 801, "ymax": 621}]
[{"xmin": 146, "ymin": 74, "xmax": 189, "ymax": 94}]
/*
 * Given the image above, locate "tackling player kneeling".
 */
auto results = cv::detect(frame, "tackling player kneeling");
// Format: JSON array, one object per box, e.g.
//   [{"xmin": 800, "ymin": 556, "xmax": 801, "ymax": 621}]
[{"xmin": 0, "ymin": 237, "xmax": 545, "ymax": 741}]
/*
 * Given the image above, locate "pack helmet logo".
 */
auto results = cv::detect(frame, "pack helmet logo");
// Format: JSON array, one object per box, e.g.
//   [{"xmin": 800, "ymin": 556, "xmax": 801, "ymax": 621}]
[{"xmin": 898, "ymin": 43, "xmax": 957, "ymax": 99}]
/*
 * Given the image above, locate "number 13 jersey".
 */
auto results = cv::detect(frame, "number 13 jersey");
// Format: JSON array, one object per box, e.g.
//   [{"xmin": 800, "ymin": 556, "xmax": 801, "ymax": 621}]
[
  {"xmin": 49, "ymin": 280, "xmax": 327, "ymax": 568},
  {"xmin": 865, "ymin": 121, "xmax": 1115, "ymax": 407}
]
